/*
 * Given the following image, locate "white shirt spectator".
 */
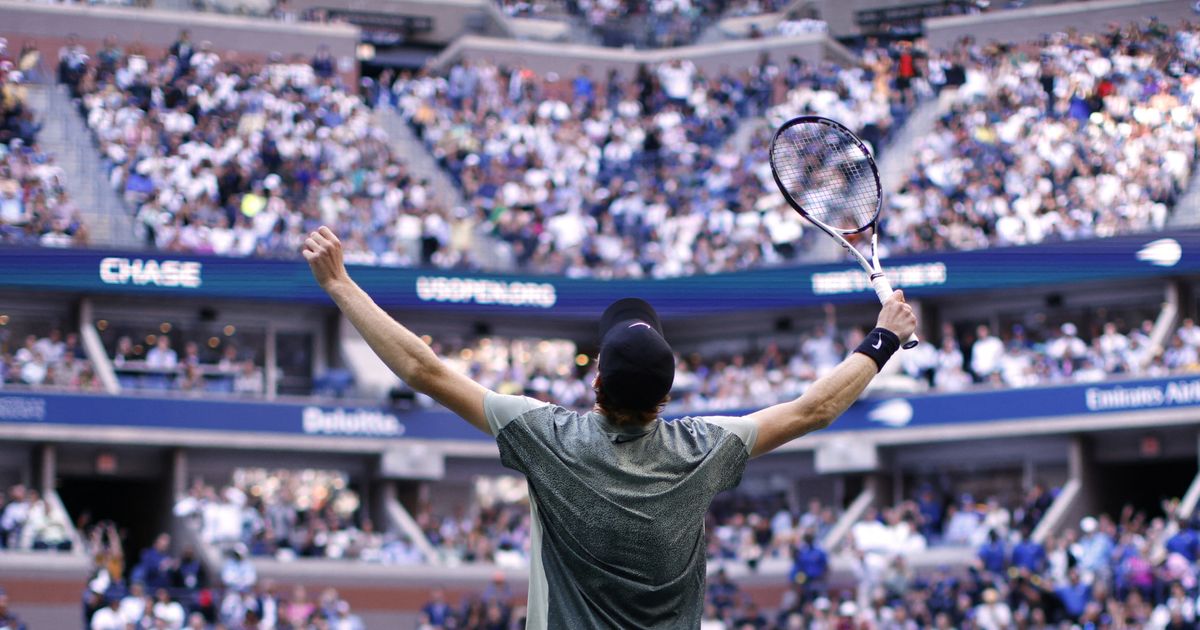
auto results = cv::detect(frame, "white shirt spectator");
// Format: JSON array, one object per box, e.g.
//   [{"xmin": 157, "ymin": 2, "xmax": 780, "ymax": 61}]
[
  {"xmin": 974, "ymin": 600, "xmax": 1013, "ymax": 630},
  {"xmin": 220, "ymin": 555, "xmax": 257, "ymax": 591},
  {"xmin": 154, "ymin": 599, "xmax": 187, "ymax": 630},
  {"xmin": 146, "ymin": 340, "xmax": 178, "ymax": 370},
  {"xmin": 118, "ymin": 592, "xmax": 146, "ymax": 625},
  {"xmin": 91, "ymin": 605, "xmax": 126, "ymax": 630},
  {"xmin": 970, "ymin": 328, "xmax": 1005, "ymax": 379},
  {"xmin": 34, "ymin": 334, "xmax": 65, "ymax": 365},
  {"xmin": 1048, "ymin": 323, "xmax": 1088, "ymax": 362},
  {"xmin": 657, "ymin": 61, "xmax": 695, "ymax": 101}
]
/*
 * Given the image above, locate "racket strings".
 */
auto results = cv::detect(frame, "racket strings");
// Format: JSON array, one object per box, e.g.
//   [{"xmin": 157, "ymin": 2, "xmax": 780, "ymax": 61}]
[{"xmin": 772, "ymin": 122, "xmax": 880, "ymax": 232}]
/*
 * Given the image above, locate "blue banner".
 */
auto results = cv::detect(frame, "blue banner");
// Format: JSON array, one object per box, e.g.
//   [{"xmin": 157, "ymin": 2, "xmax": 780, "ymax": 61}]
[
  {"xmin": 0, "ymin": 231, "xmax": 1194, "ymax": 319},
  {"xmin": 1, "ymin": 373, "xmax": 1198, "ymax": 442}
]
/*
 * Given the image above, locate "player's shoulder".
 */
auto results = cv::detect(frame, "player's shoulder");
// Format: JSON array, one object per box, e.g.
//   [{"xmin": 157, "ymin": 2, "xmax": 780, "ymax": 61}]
[
  {"xmin": 484, "ymin": 391, "xmax": 560, "ymax": 435},
  {"xmin": 665, "ymin": 415, "xmax": 758, "ymax": 453}
]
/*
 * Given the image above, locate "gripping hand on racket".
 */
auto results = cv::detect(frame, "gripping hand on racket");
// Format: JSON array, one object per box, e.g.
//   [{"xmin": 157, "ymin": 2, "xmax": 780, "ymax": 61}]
[
  {"xmin": 302, "ymin": 227, "xmax": 490, "ymax": 433},
  {"xmin": 876, "ymin": 290, "xmax": 917, "ymax": 341}
]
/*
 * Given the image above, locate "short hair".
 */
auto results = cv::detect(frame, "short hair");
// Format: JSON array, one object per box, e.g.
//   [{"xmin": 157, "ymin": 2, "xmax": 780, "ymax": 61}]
[{"xmin": 593, "ymin": 379, "xmax": 668, "ymax": 427}]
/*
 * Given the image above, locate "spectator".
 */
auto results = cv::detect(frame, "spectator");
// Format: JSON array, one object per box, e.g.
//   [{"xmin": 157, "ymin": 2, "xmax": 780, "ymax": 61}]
[
  {"xmin": 219, "ymin": 547, "xmax": 256, "ymax": 592},
  {"xmin": 420, "ymin": 587, "xmax": 455, "ymax": 629},
  {"xmin": 171, "ymin": 544, "xmax": 207, "ymax": 591},
  {"xmin": 20, "ymin": 490, "xmax": 71, "ymax": 551},
  {"xmin": 146, "ymin": 336, "xmax": 178, "ymax": 371},
  {"xmin": 1010, "ymin": 528, "xmax": 1046, "ymax": 573},
  {"xmin": 1166, "ymin": 517, "xmax": 1200, "ymax": 562},
  {"xmin": 152, "ymin": 588, "xmax": 186, "ymax": 630},
  {"xmin": 0, "ymin": 586, "xmax": 23, "ymax": 630},
  {"xmin": 1056, "ymin": 567, "xmax": 1091, "ymax": 621},
  {"xmin": 707, "ymin": 568, "xmax": 741, "ymax": 614},
  {"xmin": 969, "ymin": 325, "xmax": 1004, "ymax": 382},
  {"xmin": 133, "ymin": 533, "xmax": 174, "ymax": 589},
  {"xmin": 233, "ymin": 360, "xmax": 263, "ymax": 394},
  {"xmin": 118, "ymin": 583, "xmax": 147, "ymax": 625},
  {"xmin": 332, "ymin": 600, "xmax": 364, "ymax": 630},
  {"xmin": 90, "ymin": 598, "xmax": 125, "ymax": 630},
  {"xmin": 973, "ymin": 587, "xmax": 1013, "ymax": 630},
  {"xmin": 0, "ymin": 485, "xmax": 29, "ymax": 548},
  {"xmin": 789, "ymin": 533, "xmax": 828, "ymax": 595},
  {"xmin": 977, "ymin": 529, "xmax": 1007, "ymax": 575}
]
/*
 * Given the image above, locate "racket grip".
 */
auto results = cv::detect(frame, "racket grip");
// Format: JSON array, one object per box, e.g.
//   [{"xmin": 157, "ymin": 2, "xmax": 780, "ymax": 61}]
[{"xmin": 869, "ymin": 275, "xmax": 919, "ymax": 349}]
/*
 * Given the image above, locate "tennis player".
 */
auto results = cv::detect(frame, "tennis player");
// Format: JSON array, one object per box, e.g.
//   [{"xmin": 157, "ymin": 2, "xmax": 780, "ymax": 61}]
[{"xmin": 303, "ymin": 226, "xmax": 917, "ymax": 629}]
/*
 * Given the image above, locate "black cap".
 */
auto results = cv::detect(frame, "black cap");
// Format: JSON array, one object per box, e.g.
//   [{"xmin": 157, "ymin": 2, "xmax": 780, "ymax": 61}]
[{"xmin": 597, "ymin": 298, "xmax": 674, "ymax": 411}]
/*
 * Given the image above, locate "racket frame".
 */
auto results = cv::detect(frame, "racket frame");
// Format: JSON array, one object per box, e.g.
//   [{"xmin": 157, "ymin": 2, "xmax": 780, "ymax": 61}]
[{"xmin": 768, "ymin": 115, "xmax": 919, "ymax": 349}]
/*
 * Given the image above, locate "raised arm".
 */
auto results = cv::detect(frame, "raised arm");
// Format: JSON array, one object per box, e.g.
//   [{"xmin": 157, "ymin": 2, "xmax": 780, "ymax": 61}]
[
  {"xmin": 747, "ymin": 292, "xmax": 916, "ymax": 457},
  {"xmin": 303, "ymin": 227, "xmax": 490, "ymax": 433}
]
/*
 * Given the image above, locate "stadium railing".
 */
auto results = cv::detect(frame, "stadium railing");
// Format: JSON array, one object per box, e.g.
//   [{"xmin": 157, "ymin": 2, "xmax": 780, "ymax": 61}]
[
  {"xmin": 0, "ymin": 0, "xmax": 359, "ymax": 80},
  {"xmin": 431, "ymin": 30, "xmax": 857, "ymax": 77},
  {"xmin": 924, "ymin": 0, "xmax": 1194, "ymax": 48}
]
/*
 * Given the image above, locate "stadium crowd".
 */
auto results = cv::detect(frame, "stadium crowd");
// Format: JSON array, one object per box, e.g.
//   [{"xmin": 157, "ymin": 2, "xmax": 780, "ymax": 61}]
[
  {"xmin": 171, "ymin": 472, "xmax": 401, "ymax": 563},
  {"xmin": 37, "ymin": 20, "xmax": 1196, "ymax": 280},
  {"xmin": 881, "ymin": 20, "xmax": 1200, "ymax": 255},
  {"xmin": 0, "ymin": 483, "xmax": 74, "ymax": 551},
  {"xmin": 2, "ymin": 306, "xmax": 1185, "ymax": 409},
  {"xmin": 80, "ymin": 522, "xmax": 368, "ymax": 630},
  {"xmin": 107, "ymin": 330, "xmax": 265, "ymax": 395},
  {"xmin": 412, "ymin": 313, "xmax": 1184, "ymax": 417},
  {"xmin": 391, "ymin": 49, "xmax": 915, "ymax": 278},
  {"xmin": 404, "ymin": 497, "xmax": 1200, "ymax": 630},
  {"xmin": 56, "ymin": 28, "xmax": 919, "ymax": 276},
  {"xmin": 0, "ymin": 326, "xmax": 103, "ymax": 391},
  {"xmin": 696, "ymin": 502, "xmax": 1197, "ymax": 630},
  {"xmin": 0, "ymin": 45, "xmax": 90, "ymax": 248},
  {"xmin": 70, "ymin": 32, "xmax": 450, "ymax": 267}
]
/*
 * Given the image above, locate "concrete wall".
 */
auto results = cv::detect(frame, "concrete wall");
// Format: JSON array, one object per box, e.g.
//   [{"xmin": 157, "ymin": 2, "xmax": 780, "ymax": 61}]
[
  {"xmin": 925, "ymin": 0, "xmax": 1198, "ymax": 49},
  {"xmin": 0, "ymin": 0, "xmax": 360, "ymax": 83},
  {"xmin": 433, "ymin": 32, "xmax": 859, "ymax": 77},
  {"xmin": 810, "ymin": 0, "xmax": 935, "ymax": 38},
  {"xmin": 283, "ymin": 0, "xmax": 515, "ymax": 44}
]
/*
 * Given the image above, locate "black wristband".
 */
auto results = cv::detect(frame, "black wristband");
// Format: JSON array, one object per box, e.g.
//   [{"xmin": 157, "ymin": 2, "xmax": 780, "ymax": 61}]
[{"xmin": 855, "ymin": 327, "xmax": 901, "ymax": 372}]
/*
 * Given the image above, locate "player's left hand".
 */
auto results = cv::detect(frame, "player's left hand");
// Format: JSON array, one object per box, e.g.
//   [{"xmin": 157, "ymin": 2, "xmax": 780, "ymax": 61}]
[{"xmin": 302, "ymin": 226, "xmax": 350, "ymax": 290}]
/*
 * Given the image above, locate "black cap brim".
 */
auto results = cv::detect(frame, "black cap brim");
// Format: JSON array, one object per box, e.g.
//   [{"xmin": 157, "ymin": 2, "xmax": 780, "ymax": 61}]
[{"xmin": 599, "ymin": 297, "xmax": 663, "ymax": 341}]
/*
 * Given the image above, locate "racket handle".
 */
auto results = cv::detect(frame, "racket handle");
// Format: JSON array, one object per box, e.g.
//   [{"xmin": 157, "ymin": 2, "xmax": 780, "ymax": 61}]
[{"xmin": 870, "ymin": 275, "xmax": 919, "ymax": 349}]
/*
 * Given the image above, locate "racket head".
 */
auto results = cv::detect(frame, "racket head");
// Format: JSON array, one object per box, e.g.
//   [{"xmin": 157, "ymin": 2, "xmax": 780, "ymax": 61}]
[{"xmin": 768, "ymin": 116, "xmax": 883, "ymax": 235}]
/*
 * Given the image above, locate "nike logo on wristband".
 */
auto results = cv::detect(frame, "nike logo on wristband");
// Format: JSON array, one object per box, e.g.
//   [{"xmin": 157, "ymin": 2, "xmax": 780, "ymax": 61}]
[{"xmin": 872, "ymin": 335, "xmax": 883, "ymax": 350}]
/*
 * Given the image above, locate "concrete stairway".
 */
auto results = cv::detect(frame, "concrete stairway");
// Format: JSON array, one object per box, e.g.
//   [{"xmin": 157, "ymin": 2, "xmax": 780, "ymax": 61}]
[
  {"xmin": 374, "ymin": 107, "xmax": 466, "ymax": 213},
  {"xmin": 24, "ymin": 83, "xmax": 137, "ymax": 249},
  {"xmin": 875, "ymin": 92, "xmax": 949, "ymax": 198},
  {"xmin": 1168, "ymin": 165, "xmax": 1200, "ymax": 229},
  {"xmin": 373, "ymin": 106, "xmax": 517, "ymax": 271}
]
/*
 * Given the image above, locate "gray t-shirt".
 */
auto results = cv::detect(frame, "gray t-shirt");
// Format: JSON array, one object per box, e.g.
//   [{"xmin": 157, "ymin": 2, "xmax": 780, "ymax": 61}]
[{"xmin": 484, "ymin": 392, "xmax": 758, "ymax": 630}]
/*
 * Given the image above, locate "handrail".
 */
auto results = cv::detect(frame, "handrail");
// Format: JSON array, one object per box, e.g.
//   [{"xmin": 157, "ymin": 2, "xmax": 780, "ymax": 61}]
[
  {"xmin": 1031, "ymin": 478, "xmax": 1080, "ymax": 545},
  {"xmin": 45, "ymin": 489, "xmax": 88, "ymax": 557},
  {"xmin": 383, "ymin": 486, "xmax": 442, "ymax": 565},
  {"xmin": 820, "ymin": 486, "xmax": 874, "ymax": 551},
  {"xmin": 79, "ymin": 299, "xmax": 121, "ymax": 395}
]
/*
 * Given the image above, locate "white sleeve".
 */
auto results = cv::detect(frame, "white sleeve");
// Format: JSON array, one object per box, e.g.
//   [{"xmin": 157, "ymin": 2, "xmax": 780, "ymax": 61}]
[
  {"xmin": 483, "ymin": 391, "xmax": 549, "ymax": 436},
  {"xmin": 702, "ymin": 415, "xmax": 759, "ymax": 455}
]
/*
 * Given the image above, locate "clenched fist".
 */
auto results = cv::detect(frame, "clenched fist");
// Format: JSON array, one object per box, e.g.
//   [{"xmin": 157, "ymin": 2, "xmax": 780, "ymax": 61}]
[
  {"xmin": 876, "ymin": 290, "xmax": 917, "ymax": 341},
  {"xmin": 302, "ymin": 226, "xmax": 350, "ymax": 290}
]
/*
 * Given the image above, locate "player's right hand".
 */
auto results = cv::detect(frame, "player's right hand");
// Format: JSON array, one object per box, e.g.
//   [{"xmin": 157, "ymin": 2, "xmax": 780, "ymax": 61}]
[
  {"xmin": 876, "ymin": 290, "xmax": 917, "ymax": 340},
  {"xmin": 302, "ymin": 226, "xmax": 350, "ymax": 290}
]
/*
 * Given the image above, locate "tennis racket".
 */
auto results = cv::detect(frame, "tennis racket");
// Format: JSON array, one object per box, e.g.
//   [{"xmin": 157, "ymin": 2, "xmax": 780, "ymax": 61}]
[{"xmin": 768, "ymin": 115, "xmax": 919, "ymax": 349}]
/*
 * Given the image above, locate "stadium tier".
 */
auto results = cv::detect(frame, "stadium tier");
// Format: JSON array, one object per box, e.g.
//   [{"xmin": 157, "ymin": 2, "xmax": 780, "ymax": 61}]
[{"xmin": 1, "ymin": 4, "xmax": 1200, "ymax": 630}]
